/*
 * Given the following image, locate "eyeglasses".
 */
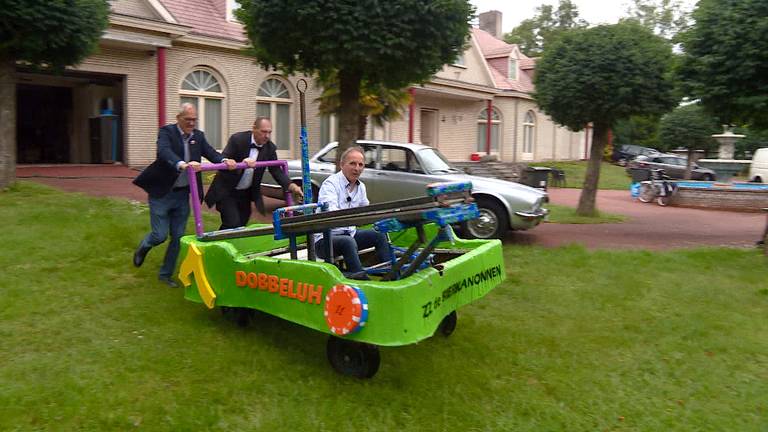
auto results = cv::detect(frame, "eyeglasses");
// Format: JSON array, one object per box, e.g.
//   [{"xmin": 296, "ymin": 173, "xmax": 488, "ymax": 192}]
[{"xmin": 182, "ymin": 117, "xmax": 198, "ymax": 122}]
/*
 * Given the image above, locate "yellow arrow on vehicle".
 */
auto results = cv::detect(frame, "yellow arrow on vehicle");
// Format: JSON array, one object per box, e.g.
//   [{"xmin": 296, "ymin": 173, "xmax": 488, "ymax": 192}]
[{"xmin": 178, "ymin": 243, "xmax": 216, "ymax": 309}]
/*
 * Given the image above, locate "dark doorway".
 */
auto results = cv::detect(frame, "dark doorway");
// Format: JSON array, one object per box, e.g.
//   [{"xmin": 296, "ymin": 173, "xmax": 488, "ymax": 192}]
[{"xmin": 17, "ymin": 84, "xmax": 73, "ymax": 164}]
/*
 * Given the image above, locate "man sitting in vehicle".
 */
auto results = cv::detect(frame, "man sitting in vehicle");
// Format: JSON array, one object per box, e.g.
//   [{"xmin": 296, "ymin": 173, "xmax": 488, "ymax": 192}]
[{"xmin": 315, "ymin": 146, "xmax": 391, "ymax": 279}]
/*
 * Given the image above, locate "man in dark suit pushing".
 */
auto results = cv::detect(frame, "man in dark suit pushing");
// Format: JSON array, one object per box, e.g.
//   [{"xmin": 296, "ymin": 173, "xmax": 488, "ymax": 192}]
[
  {"xmin": 132, "ymin": 103, "xmax": 236, "ymax": 287},
  {"xmin": 204, "ymin": 117, "xmax": 303, "ymax": 230}
]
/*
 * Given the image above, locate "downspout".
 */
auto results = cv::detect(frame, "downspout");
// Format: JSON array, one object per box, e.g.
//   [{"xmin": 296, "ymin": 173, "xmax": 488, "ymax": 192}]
[
  {"xmin": 408, "ymin": 87, "xmax": 415, "ymax": 143},
  {"xmin": 157, "ymin": 47, "xmax": 166, "ymax": 127},
  {"xmin": 512, "ymin": 99, "xmax": 518, "ymax": 162},
  {"xmin": 485, "ymin": 100, "xmax": 492, "ymax": 154}
]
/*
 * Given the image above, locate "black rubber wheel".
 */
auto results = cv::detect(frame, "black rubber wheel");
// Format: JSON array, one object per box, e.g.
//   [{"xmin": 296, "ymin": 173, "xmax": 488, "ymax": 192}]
[
  {"xmin": 326, "ymin": 336, "xmax": 380, "ymax": 379},
  {"xmin": 702, "ymin": 174, "xmax": 715, "ymax": 181},
  {"xmin": 221, "ymin": 306, "xmax": 254, "ymax": 327},
  {"xmin": 438, "ymin": 311, "xmax": 457, "ymax": 337},
  {"xmin": 461, "ymin": 198, "xmax": 508, "ymax": 239}
]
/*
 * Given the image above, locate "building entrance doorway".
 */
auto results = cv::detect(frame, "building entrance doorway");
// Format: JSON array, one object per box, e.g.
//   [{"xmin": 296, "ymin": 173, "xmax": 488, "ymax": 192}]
[{"xmin": 17, "ymin": 85, "xmax": 73, "ymax": 164}]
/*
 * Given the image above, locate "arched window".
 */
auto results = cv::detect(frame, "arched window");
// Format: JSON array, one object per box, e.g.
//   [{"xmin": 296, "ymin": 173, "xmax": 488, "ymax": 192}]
[
  {"xmin": 476, "ymin": 107, "xmax": 501, "ymax": 153},
  {"xmin": 523, "ymin": 110, "xmax": 536, "ymax": 159},
  {"xmin": 257, "ymin": 77, "xmax": 292, "ymax": 151},
  {"xmin": 180, "ymin": 69, "xmax": 225, "ymax": 149}
]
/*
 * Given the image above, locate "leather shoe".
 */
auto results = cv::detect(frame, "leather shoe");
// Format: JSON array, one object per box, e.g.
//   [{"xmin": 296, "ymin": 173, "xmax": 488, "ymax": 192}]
[
  {"xmin": 158, "ymin": 276, "xmax": 179, "ymax": 288},
  {"xmin": 133, "ymin": 245, "xmax": 151, "ymax": 267}
]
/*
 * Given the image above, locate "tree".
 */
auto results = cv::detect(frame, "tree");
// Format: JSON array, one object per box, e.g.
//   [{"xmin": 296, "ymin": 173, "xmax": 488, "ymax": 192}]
[
  {"xmin": 534, "ymin": 22, "xmax": 676, "ymax": 216},
  {"xmin": 237, "ymin": 0, "xmax": 473, "ymax": 165},
  {"xmin": 0, "ymin": 0, "xmax": 109, "ymax": 190},
  {"xmin": 658, "ymin": 104, "xmax": 718, "ymax": 178},
  {"xmin": 677, "ymin": 0, "xmax": 768, "ymax": 128},
  {"xmin": 503, "ymin": 0, "xmax": 587, "ymax": 57},
  {"xmin": 315, "ymin": 71, "xmax": 411, "ymax": 140},
  {"xmin": 613, "ymin": 114, "xmax": 662, "ymax": 149},
  {"xmin": 621, "ymin": 0, "xmax": 692, "ymax": 40}
]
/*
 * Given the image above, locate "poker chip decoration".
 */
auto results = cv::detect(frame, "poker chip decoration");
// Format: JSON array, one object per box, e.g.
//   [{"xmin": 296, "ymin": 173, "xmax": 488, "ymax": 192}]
[{"xmin": 324, "ymin": 284, "xmax": 369, "ymax": 336}]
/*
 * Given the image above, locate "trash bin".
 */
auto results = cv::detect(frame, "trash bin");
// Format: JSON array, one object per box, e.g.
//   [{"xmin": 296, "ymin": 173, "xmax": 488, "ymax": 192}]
[
  {"xmin": 629, "ymin": 167, "xmax": 651, "ymax": 183},
  {"xmin": 521, "ymin": 166, "xmax": 551, "ymax": 190}
]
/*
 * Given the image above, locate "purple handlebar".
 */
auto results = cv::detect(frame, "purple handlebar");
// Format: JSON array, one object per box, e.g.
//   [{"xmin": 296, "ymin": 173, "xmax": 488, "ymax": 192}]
[{"xmin": 187, "ymin": 160, "xmax": 293, "ymax": 238}]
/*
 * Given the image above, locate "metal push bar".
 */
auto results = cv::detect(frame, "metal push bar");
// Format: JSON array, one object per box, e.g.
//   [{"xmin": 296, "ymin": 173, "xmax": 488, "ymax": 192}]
[{"xmin": 186, "ymin": 160, "xmax": 293, "ymax": 238}]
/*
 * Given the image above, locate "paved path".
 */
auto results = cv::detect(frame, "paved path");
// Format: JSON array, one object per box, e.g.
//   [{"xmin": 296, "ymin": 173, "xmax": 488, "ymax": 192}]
[{"xmin": 16, "ymin": 165, "xmax": 766, "ymax": 250}]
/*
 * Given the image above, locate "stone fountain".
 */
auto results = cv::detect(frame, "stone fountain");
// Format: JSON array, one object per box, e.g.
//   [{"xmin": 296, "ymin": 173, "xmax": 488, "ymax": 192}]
[{"xmin": 696, "ymin": 126, "xmax": 749, "ymax": 182}]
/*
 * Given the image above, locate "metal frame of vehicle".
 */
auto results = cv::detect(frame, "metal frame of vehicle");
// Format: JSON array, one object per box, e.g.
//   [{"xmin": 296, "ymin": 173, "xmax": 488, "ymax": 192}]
[{"xmin": 627, "ymin": 153, "xmax": 716, "ymax": 181}]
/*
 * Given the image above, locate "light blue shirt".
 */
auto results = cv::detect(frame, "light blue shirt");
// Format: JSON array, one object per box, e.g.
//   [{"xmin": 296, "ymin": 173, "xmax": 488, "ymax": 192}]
[{"xmin": 314, "ymin": 170, "xmax": 369, "ymax": 242}]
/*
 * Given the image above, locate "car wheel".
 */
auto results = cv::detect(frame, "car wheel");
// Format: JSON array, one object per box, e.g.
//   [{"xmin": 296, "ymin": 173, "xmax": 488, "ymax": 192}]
[
  {"xmin": 326, "ymin": 336, "xmax": 380, "ymax": 379},
  {"xmin": 461, "ymin": 198, "xmax": 508, "ymax": 240},
  {"xmin": 702, "ymin": 174, "xmax": 715, "ymax": 181}
]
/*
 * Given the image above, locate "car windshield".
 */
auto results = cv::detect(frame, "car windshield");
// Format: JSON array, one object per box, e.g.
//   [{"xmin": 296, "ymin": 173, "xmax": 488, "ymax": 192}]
[{"xmin": 418, "ymin": 148, "xmax": 461, "ymax": 174}]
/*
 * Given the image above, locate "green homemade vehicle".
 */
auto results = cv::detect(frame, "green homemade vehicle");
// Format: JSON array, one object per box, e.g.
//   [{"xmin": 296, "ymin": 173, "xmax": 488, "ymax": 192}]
[{"xmin": 178, "ymin": 163, "xmax": 505, "ymax": 378}]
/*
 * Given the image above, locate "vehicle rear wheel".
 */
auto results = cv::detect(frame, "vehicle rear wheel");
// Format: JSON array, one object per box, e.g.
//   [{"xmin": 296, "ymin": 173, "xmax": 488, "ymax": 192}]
[
  {"xmin": 437, "ymin": 311, "xmax": 457, "ymax": 337},
  {"xmin": 638, "ymin": 184, "xmax": 654, "ymax": 203},
  {"xmin": 702, "ymin": 174, "xmax": 715, "ymax": 181},
  {"xmin": 461, "ymin": 198, "xmax": 508, "ymax": 239},
  {"xmin": 326, "ymin": 336, "xmax": 380, "ymax": 379}
]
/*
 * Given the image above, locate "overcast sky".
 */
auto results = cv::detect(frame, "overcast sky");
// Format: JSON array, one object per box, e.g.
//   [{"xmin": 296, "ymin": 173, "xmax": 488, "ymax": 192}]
[{"xmin": 469, "ymin": 0, "xmax": 698, "ymax": 32}]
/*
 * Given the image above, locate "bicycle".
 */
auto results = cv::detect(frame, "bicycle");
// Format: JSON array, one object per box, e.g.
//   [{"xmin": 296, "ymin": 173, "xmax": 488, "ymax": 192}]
[{"xmin": 638, "ymin": 169, "xmax": 678, "ymax": 206}]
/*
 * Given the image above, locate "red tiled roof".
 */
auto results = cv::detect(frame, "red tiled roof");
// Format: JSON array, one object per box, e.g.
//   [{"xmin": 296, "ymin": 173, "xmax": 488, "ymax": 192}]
[
  {"xmin": 159, "ymin": 0, "xmax": 246, "ymax": 42},
  {"xmin": 472, "ymin": 27, "xmax": 535, "ymax": 94}
]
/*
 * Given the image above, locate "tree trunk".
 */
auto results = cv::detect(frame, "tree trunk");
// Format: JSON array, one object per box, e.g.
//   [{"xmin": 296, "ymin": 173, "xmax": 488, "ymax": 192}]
[
  {"xmin": 576, "ymin": 122, "xmax": 609, "ymax": 216},
  {"xmin": 0, "ymin": 59, "xmax": 16, "ymax": 190},
  {"xmin": 684, "ymin": 148, "xmax": 693, "ymax": 180},
  {"xmin": 358, "ymin": 115, "xmax": 368, "ymax": 140},
  {"xmin": 335, "ymin": 69, "xmax": 362, "ymax": 171}
]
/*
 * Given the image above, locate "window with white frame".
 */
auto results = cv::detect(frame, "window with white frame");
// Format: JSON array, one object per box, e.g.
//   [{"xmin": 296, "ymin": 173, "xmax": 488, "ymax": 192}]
[
  {"xmin": 320, "ymin": 114, "xmax": 338, "ymax": 147},
  {"xmin": 476, "ymin": 107, "xmax": 501, "ymax": 152},
  {"xmin": 180, "ymin": 69, "xmax": 225, "ymax": 149},
  {"xmin": 508, "ymin": 57, "xmax": 518, "ymax": 80},
  {"xmin": 523, "ymin": 111, "xmax": 536, "ymax": 155},
  {"xmin": 256, "ymin": 77, "xmax": 292, "ymax": 151},
  {"xmin": 453, "ymin": 53, "xmax": 466, "ymax": 66}
]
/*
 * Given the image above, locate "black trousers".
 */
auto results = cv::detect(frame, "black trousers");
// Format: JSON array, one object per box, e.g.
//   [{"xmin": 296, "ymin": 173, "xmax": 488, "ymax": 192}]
[{"xmin": 216, "ymin": 188, "xmax": 253, "ymax": 230}]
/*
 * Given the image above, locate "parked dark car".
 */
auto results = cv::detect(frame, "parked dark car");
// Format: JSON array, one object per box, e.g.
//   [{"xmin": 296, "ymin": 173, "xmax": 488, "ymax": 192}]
[
  {"xmin": 612, "ymin": 144, "xmax": 660, "ymax": 166},
  {"xmin": 626, "ymin": 154, "xmax": 716, "ymax": 180}
]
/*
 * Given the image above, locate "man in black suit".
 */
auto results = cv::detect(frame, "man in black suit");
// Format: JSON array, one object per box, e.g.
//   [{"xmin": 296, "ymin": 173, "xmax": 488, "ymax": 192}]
[
  {"xmin": 132, "ymin": 103, "xmax": 236, "ymax": 286},
  {"xmin": 204, "ymin": 117, "xmax": 303, "ymax": 229}
]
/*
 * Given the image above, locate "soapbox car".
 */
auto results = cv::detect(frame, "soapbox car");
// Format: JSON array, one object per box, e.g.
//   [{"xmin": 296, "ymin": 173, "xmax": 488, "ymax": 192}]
[{"xmin": 177, "ymin": 161, "xmax": 505, "ymax": 378}]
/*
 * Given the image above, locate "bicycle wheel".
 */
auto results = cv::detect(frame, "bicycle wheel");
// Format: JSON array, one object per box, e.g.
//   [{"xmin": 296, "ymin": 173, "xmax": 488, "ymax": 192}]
[{"xmin": 638, "ymin": 183, "xmax": 654, "ymax": 203}]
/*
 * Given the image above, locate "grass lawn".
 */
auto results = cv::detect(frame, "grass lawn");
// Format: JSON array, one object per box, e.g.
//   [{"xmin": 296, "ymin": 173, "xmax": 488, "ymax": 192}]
[
  {"xmin": 548, "ymin": 161, "xmax": 632, "ymax": 190},
  {"xmin": 2, "ymin": 182, "xmax": 767, "ymax": 431},
  {"xmin": 545, "ymin": 203, "xmax": 627, "ymax": 224}
]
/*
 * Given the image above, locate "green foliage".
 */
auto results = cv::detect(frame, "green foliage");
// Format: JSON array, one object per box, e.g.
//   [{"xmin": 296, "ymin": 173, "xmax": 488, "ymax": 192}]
[
  {"xmin": 677, "ymin": 0, "xmax": 768, "ymax": 128},
  {"xmin": 3, "ymin": 182, "xmax": 768, "ymax": 431},
  {"xmin": 658, "ymin": 104, "xmax": 719, "ymax": 153},
  {"xmin": 534, "ymin": 21, "xmax": 677, "ymax": 131},
  {"xmin": 621, "ymin": 0, "xmax": 693, "ymax": 40},
  {"xmin": 503, "ymin": 0, "xmax": 588, "ymax": 57},
  {"xmin": 236, "ymin": 0, "xmax": 473, "ymax": 90},
  {"xmin": 0, "ymin": 0, "xmax": 109, "ymax": 67},
  {"xmin": 733, "ymin": 126, "xmax": 768, "ymax": 159},
  {"xmin": 613, "ymin": 114, "xmax": 662, "ymax": 149}
]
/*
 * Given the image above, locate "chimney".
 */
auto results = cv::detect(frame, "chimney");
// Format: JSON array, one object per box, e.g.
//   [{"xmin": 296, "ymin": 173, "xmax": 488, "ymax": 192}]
[{"xmin": 479, "ymin": 10, "xmax": 502, "ymax": 39}]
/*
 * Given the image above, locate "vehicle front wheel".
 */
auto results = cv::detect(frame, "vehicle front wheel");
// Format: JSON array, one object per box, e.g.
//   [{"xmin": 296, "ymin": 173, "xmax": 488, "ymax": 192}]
[
  {"xmin": 326, "ymin": 337, "xmax": 380, "ymax": 379},
  {"xmin": 461, "ymin": 198, "xmax": 508, "ymax": 239},
  {"xmin": 702, "ymin": 174, "xmax": 715, "ymax": 181}
]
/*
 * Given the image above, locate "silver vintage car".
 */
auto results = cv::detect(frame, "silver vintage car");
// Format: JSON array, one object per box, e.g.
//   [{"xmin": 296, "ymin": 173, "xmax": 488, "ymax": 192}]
[{"xmin": 262, "ymin": 140, "xmax": 549, "ymax": 239}]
